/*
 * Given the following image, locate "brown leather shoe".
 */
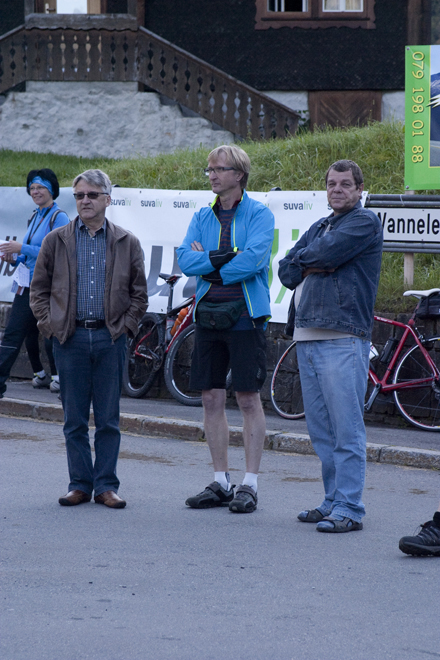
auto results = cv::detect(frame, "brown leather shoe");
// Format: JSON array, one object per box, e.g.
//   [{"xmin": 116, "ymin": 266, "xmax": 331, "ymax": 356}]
[
  {"xmin": 94, "ymin": 490, "xmax": 126, "ymax": 509},
  {"xmin": 59, "ymin": 490, "xmax": 92, "ymax": 506}
]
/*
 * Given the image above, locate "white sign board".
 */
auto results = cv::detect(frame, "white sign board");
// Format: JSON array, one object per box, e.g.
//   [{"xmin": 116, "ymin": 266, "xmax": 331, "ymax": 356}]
[
  {"xmin": 0, "ymin": 186, "xmax": 368, "ymax": 324},
  {"xmin": 376, "ymin": 207, "xmax": 440, "ymax": 242}
]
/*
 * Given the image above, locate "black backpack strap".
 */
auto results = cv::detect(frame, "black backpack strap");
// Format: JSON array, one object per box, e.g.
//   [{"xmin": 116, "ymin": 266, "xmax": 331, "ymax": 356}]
[
  {"xmin": 49, "ymin": 209, "xmax": 62, "ymax": 232},
  {"xmin": 27, "ymin": 209, "xmax": 38, "ymax": 227}
]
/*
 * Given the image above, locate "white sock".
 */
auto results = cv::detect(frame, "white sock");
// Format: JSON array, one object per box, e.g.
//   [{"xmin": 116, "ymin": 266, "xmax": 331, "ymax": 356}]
[
  {"xmin": 35, "ymin": 370, "xmax": 46, "ymax": 378},
  {"xmin": 242, "ymin": 473, "xmax": 258, "ymax": 492},
  {"xmin": 51, "ymin": 375, "xmax": 60, "ymax": 383},
  {"xmin": 214, "ymin": 472, "xmax": 231, "ymax": 490}
]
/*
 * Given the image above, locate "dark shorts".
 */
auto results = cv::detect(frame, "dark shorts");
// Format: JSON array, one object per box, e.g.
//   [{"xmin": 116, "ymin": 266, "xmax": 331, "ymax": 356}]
[{"xmin": 190, "ymin": 326, "xmax": 267, "ymax": 392}]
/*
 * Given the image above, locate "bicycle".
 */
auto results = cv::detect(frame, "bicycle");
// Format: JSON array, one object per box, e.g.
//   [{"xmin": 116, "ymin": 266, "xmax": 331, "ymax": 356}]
[
  {"xmin": 270, "ymin": 288, "xmax": 440, "ymax": 431},
  {"xmin": 123, "ymin": 272, "xmax": 202, "ymax": 405}
]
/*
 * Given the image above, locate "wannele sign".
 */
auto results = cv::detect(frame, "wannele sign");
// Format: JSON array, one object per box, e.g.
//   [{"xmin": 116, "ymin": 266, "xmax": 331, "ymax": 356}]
[{"xmin": 377, "ymin": 208, "xmax": 440, "ymax": 242}]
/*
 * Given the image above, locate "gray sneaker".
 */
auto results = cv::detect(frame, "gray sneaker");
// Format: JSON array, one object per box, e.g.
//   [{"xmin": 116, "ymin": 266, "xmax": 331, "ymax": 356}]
[
  {"xmin": 32, "ymin": 373, "xmax": 51, "ymax": 388},
  {"xmin": 50, "ymin": 379, "xmax": 60, "ymax": 393}
]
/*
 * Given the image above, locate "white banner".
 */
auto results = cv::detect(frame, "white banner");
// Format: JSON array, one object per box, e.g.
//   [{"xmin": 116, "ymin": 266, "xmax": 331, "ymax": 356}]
[{"xmin": 0, "ymin": 186, "xmax": 364, "ymax": 323}]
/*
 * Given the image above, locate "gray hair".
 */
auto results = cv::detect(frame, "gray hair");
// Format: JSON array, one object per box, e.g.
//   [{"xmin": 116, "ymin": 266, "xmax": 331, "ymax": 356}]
[
  {"xmin": 208, "ymin": 145, "xmax": 251, "ymax": 189},
  {"xmin": 325, "ymin": 160, "xmax": 364, "ymax": 188},
  {"xmin": 73, "ymin": 169, "xmax": 112, "ymax": 194}
]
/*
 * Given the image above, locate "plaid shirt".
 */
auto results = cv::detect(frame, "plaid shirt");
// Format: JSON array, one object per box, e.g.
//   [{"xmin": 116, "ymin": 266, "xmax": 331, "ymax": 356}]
[{"xmin": 75, "ymin": 217, "xmax": 106, "ymax": 321}]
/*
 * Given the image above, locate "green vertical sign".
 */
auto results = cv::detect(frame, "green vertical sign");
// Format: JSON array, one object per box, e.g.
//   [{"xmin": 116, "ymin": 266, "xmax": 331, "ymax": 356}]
[{"xmin": 405, "ymin": 46, "xmax": 440, "ymax": 190}]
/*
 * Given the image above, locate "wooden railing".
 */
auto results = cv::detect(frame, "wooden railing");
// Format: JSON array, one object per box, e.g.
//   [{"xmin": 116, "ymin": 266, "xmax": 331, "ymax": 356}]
[{"xmin": 0, "ymin": 25, "xmax": 299, "ymax": 140}]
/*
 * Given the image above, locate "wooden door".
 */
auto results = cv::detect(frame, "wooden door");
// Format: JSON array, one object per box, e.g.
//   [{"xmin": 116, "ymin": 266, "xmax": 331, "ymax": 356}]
[{"xmin": 308, "ymin": 90, "xmax": 382, "ymax": 129}]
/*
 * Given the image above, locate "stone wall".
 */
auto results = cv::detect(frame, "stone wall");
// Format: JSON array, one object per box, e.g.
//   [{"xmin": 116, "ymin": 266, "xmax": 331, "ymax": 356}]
[
  {"xmin": 2, "ymin": 299, "xmax": 437, "ymax": 426},
  {"xmin": 4, "ymin": 295, "xmax": 435, "ymax": 428},
  {"xmin": 0, "ymin": 82, "xmax": 234, "ymax": 159}
]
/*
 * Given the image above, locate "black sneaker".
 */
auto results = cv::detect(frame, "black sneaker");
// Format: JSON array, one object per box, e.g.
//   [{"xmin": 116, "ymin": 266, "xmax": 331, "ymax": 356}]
[
  {"xmin": 229, "ymin": 485, "xmax": 258, "ymax": 513},
  {"xmin": 185, "ymin": 482, "xmax": 234, "ymax": 509},
  {"xmin": 399, "ymin": 519, "xmax": 440, "ymax": 556}
]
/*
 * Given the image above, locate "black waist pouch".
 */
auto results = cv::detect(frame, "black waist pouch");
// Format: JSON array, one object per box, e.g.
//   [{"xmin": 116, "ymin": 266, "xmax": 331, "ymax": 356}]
[{"xmin": 197, "ymin": 299, "xmax": 247, "ymax": 330}]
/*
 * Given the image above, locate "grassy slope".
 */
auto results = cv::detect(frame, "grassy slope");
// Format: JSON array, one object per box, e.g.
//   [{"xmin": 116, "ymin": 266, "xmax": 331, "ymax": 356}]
[{"xmin": 1, "ymin": 121, "xmax": 439, "ymax": 313}]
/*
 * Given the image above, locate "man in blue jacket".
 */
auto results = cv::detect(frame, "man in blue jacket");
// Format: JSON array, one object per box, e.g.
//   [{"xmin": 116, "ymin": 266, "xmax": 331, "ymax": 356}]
[
  {"xmin": 278, "ymin": 160, "xmax": 383, "ymax": 533},
  {"xmin": 177, "ymin": 145, "xmax": 274, "ymax": 513}
]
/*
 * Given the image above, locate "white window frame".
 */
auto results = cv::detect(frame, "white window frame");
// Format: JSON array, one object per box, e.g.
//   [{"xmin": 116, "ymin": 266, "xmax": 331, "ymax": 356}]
[{"xmin": 322, "ymin": 0, "xmax": 363, "ymax": 11}]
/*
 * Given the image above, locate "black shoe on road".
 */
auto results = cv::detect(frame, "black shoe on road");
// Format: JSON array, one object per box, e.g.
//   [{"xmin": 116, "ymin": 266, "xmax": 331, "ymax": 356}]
[
  {"xmin": 229, "ymin": 485, "xmax": 258, "ymax": 513},
  {"xmin": 399, "ymin": 519, "xmax": 440, "ymax": 556},
  {"xmin": 185, "ymin": 482, "xmax": 234, "ymax": 509}
]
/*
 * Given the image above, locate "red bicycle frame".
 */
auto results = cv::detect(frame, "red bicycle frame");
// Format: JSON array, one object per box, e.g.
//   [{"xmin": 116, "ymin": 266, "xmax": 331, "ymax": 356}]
[
  {"xmin": 165, "ymin": 297, "xmax": 196, "ymax": 354},
  {"xmin": 368, "ymin": 315, "xmax": 440, "ymax": 398}
]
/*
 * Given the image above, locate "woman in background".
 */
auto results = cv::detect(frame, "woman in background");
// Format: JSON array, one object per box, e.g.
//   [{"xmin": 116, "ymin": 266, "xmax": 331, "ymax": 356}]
[{"xmin": 0, "ymin": 168, "xmax": 70, "ymax": 398}]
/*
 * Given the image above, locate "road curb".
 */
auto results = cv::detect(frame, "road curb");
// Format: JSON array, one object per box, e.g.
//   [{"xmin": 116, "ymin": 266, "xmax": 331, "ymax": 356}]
[{"xmin": 1, "ymin": 397, "xmax": 439, "ymax": 471}]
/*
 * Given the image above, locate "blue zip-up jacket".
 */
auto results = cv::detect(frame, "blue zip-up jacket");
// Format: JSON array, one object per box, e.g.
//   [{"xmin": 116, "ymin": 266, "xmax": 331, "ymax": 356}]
[
  {"xmin": 278, "ymin": 201, "xmax": 383, "ymax": 340},
  {"xmin": 177, "ymin": 190, "xmax": 274, "ymax": 319},
  {"xmin": 14, "ymin": 203, "xmax": 70, "ymax": 281}
]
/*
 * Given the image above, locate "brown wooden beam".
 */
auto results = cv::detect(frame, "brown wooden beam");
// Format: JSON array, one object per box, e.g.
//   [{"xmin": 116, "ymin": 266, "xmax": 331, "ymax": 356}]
[
  {"xmin": 136, "ymin": 0, "xmax": 144, "ymax": 26},
  {"xmin": 407, "ymin": 0, "xmax": 431, "ymax": 45}
]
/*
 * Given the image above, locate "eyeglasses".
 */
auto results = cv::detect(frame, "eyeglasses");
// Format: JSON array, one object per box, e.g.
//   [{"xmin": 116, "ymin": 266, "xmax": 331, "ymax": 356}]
[
  {"xmin": 73, "ymin": 192, "xmax": 108, "ymax": 200},
  {"xmin": 29, "ymin": 185, "xmax": 48, "ymax": 193},
  {"xmin": 203, "ymin": 167, "xmax": 236, "ymax": 176}
]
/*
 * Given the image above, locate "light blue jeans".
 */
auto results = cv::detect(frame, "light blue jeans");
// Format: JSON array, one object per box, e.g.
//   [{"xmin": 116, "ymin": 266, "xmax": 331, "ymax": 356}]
[{"xmin": 296, "ymin": 338, "xmax": 370, "ymax": 522}]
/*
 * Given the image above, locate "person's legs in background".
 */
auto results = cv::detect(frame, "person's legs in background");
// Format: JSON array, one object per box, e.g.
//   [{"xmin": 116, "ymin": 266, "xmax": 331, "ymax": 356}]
[
  {"xmin": 0, "ymin": 290, "xmax": 40, "ymax": 397},
  {"xmin": 44, "ymin": 337, "xmax": 60, "ymax": 392}
]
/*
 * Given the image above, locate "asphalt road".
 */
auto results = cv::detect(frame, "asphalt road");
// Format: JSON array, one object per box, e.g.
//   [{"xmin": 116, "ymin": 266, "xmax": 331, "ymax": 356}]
[{"xmin": 1, "ymin": 416, "xmax": 439, "ymax": 660}]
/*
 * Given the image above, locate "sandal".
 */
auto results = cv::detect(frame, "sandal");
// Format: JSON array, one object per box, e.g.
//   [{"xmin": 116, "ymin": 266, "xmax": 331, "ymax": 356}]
[
  {"xmin": 316, "ymin": 516, "xmax": 363, "ymax": 533},
  {"xmin": 297, "ymin": 509, "xmax": 325, "ymax": 523}
]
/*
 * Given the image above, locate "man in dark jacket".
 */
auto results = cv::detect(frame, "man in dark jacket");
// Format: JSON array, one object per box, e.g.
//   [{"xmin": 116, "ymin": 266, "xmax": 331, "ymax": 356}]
[
  {"xmin": 31, "ymin": 169, "xmax": 147, "ymax": 509},
  {"xmin": 278, "ymin": 160, "xmax": 383, "ymax": 533}
]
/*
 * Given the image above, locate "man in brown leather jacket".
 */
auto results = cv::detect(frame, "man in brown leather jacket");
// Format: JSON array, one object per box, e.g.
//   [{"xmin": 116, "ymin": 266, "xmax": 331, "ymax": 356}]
[{"xmin": 31, "ymin": 169, "xmax": 147, "ymax": 509}]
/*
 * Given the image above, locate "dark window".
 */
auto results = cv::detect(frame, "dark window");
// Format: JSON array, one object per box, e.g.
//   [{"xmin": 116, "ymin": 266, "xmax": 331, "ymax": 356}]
[
  {"xmin": 267, "ymin": 0, "xmax": 307, "ymax": 10},
  {"xmin": 107, "ymin": 0, "xmax": 128, "ymax": 12}
]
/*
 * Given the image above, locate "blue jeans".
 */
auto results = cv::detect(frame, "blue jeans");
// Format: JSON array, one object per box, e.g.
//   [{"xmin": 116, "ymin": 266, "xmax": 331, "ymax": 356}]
[
  {"xmin": 53, "ymin": 327, "xmax": 126, "ymax": 496},
  {"xmin": 296, "ymin": 338, "xmax": 369, "ymax": 522}
]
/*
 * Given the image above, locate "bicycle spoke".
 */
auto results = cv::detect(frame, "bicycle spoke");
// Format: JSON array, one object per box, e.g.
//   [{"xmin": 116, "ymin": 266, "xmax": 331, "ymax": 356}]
[
  {"xmin": 393, "ymin": 337, "xmax": 440, "ymax": 430},
  {"xmin": 164, "ymin": 325, "xmax": 202, "ymax": 406},
  {"xmin": 271, "ymin": 341, "xmax": 305, "ymax": 420},
  {"xmin": 122, "ymin": 313, "xmax": 165, "ymax": 398}
]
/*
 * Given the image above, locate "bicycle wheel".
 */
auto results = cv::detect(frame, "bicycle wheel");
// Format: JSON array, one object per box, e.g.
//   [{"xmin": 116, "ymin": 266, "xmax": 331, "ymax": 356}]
[
  {"xmin": 164, "ymin": 324, "xmax": 202, "ymax": 406},
  {"xmin": 393, "ymin": 336, "xmax": 440, "ymax": 430},
  {"xmin": 122, "ymin": 313, "xmax": 165, "ymax": 398},
  {"xmin": 271, "ymin": 341, "xmax": 305, "ymax": 420}
]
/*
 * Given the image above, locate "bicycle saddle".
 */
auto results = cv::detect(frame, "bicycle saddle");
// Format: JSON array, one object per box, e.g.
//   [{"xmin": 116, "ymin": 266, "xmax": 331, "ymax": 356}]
[
  {"xmin": 159, "ymin": 273, "xmax": 182, "ymax": 284},
  {"xmin": 403, "ymin": 288, "xmax": 440, "ymax": 298}
]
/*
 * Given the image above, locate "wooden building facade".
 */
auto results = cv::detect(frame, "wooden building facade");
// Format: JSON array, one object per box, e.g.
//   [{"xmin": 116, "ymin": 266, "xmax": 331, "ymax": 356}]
[{"xmin": 0, "ymin": 0, "xmax": 433, "ymax": 129}]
